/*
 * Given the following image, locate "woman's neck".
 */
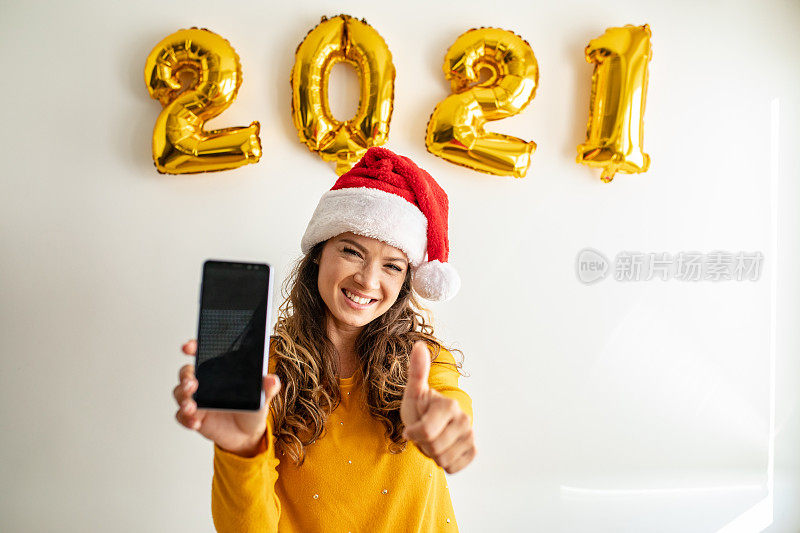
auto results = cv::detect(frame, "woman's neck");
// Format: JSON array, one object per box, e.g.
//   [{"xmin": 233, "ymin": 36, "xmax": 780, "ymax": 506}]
[{"xmin": 324, "ymin": 312, "xmax": 361, "ymax": 375}]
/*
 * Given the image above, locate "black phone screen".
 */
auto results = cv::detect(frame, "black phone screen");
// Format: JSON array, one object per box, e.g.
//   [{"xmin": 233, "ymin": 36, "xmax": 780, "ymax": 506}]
[{"xmin": 193, "ymin": 260, "xmax": 273, "ymax": 411}]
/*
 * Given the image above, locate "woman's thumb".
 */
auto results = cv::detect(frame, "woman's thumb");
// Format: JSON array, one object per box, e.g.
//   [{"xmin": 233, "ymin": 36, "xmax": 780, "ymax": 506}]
[{"xmin": 262, "ymin": 374, "xmax": 281, "ymax": 406}]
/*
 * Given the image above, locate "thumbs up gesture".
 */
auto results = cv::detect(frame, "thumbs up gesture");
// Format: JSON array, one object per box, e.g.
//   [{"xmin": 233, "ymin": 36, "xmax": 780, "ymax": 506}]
[{"xmin": 401, "ymin": 340, "xmax": 477, "ymax": 474}]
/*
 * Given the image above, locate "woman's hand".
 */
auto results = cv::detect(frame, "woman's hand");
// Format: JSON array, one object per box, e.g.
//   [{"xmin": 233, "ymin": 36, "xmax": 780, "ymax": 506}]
[
  {"xmin": 173, "ymin": 339, "xmax": 281, "ymax": 457},
  {"xmin": 400, "ymin": 341, "xmax": 477, "ymax": 474}
]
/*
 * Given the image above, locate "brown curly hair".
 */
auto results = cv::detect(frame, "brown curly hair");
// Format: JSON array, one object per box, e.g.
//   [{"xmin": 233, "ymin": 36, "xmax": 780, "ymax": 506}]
[{"xmin": 268, "ymin": 239, "xmax": 467, "ymax": 466}]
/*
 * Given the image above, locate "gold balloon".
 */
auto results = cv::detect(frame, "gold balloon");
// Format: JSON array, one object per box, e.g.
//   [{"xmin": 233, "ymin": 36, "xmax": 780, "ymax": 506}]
[
  {"xmin": 291, "ymin": 14, "xmax": 395, "ymax": 176},
  {"xmin": 425, "ymin": 27, "xmax": 538, "ymax": 178},
  {"xmin": 577, "ymin": 24, "xmax": 652, "ymax": 183},
  {"xmin": 144, "ymin": 27, "xmax": 261, "ymax": 174}
]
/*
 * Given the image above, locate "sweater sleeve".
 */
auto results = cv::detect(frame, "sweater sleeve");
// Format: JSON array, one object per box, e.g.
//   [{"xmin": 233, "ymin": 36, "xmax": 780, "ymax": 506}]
[
  {"xmin": 210, "ymin": 352, "xmax": 282, "ymax": 532},
  {"xmin": 428, "ymin": 346, "xmax": 473, "ymax": 427}
]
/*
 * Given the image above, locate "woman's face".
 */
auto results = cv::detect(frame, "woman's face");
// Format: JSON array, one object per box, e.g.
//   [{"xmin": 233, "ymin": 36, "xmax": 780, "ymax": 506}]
[{"xmin": 317, "ymin": 231, "xmax": 409, "ymax": 330}]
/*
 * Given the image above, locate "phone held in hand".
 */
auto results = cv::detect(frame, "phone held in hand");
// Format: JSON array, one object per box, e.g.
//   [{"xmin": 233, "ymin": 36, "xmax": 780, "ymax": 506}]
[{"xmin": 192, "ymin": 260, "xmax": 274, "ymax": 412}]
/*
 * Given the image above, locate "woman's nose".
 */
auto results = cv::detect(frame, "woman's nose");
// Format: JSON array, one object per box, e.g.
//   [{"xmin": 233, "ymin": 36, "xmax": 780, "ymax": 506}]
[{"xmin": 353, "ymin": 262, "xmax": 381, "ymax": 289}]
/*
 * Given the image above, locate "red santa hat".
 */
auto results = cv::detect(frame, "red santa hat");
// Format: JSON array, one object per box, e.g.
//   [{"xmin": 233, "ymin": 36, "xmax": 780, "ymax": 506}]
[{"xmin": 301, "ymin": 146, "xmax": 460, "ymax": 302}]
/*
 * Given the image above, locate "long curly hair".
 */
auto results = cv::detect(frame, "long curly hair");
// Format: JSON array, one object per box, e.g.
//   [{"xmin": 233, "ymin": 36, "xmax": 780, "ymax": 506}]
[{"xmin": 269, "ymin": 239, "xmax": 467, "ymax": 466}]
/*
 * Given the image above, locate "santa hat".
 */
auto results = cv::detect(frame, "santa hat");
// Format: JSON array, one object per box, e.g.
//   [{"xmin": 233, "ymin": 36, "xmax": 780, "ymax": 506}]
[{"xmin": 301, "ymin": 147, "xmax": 460, "ymax": 302}]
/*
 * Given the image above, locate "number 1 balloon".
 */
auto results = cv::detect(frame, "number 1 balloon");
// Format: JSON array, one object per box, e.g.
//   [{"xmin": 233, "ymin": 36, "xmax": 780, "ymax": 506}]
[{"xmin": 577, "ymin": 24, "xmax": 652, "ymax": 183}]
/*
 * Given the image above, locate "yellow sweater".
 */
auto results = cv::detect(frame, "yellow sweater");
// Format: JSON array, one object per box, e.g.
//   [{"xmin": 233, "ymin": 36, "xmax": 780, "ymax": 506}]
[{"xmin": 210, "ymin": 345, "xmax": 473, "ymax": 532}]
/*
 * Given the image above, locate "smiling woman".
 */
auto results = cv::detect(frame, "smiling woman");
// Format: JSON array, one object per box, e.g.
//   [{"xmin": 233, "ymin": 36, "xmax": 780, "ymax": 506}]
[{"xmin": 194, "ymin": 147, "xmax": 475, "ymax": 532}]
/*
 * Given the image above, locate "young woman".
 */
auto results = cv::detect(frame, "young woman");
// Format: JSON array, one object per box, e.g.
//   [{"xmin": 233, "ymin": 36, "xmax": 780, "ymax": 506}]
[{"xmin": 173, "ymin": 147, "xmax": 476, "ymax": 532}]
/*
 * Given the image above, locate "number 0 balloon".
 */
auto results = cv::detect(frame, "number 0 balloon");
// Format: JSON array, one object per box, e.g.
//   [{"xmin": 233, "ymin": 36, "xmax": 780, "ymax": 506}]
[
  {"xmin": 291, "ymin": 14, "xmax": 395, "ymax": 176},
  {"xmin": 577, "ymin": 24, "xmax": 652, "ymax": 183},
  {"xmin": 144, "ymin": 27, "xmax": 262, "ymax": 174}
]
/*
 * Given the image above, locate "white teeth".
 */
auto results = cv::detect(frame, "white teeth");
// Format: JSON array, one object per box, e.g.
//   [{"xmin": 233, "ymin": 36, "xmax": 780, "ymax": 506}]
[{"xmin": 344, "ymin": 290, "xmax": 373, "ymax": 305}]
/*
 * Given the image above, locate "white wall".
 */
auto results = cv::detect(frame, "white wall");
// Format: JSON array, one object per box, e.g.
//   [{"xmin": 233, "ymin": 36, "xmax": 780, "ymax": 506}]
[{"xmin": 2, "ymin": 0, "xmax": 798, "ymax": 531}]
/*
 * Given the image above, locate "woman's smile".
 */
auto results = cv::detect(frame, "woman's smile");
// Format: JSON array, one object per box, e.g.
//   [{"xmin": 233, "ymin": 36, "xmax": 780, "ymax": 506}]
[{"xmin": 341, "ymin": 288, "xmax": 378, "ymax": 309}]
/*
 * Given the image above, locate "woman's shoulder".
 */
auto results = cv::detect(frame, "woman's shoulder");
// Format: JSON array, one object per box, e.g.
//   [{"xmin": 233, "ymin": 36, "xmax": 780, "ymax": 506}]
[
  {"xmin": 426, "ymin": 341, "xmax": 455, "ymax": 363},
  {"xmin": 425, "ymin": 342, "xmax": 463, "ymax": 379},
  {"xmin": 425, "ymin": 341, "xmax": 465, "ymax": 390}
]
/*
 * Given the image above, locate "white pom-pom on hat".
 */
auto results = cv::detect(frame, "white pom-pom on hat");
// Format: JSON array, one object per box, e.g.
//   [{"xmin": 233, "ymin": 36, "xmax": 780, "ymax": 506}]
[{"xmin": 412, "ymin": 260, "xmax": 461, "ymax": 302}]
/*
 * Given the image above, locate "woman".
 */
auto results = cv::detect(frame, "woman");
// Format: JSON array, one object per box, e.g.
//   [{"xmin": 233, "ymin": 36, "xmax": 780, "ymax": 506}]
[{"xmin": 173, "ymin": 147, "xmax": 476, "ymax": 532}]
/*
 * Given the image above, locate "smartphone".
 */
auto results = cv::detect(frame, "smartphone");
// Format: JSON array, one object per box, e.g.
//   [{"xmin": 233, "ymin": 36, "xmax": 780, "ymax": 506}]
[{"xmin": 192, "ymin": 260, "xmax": 274, "ymax": 411}]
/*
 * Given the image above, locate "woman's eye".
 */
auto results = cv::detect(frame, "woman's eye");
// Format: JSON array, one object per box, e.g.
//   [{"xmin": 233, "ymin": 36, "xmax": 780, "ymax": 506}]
[{"xmin": 344, "ymin": 247, "xmax": 401, "ymax": 272}]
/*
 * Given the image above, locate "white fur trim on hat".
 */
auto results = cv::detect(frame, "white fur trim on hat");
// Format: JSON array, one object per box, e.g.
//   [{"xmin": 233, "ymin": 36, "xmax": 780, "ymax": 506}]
[
  {"xmin": 412, "ymin": 260, "xmax": 461, "ymax": 302},
  {"xmin": 301, "ymin": 187, "xmax": 428, "ymax": 265}
]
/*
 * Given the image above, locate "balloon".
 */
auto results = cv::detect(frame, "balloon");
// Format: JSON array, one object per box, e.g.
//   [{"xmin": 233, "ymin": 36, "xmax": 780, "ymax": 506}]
[
  {"xmin": 291, "ymin": 14, "xmax": 395, "ymax": 176},
  {"xmin": 577, "ymin": 24, "xmax": 652, "ymax": 183},
  {"xmin": 425, "ymin": 27, "xmax": 538, "ymax": 178},
  {"xmin": 144, "ymin": 27, "xmax": 261, "ymax": 174}
]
